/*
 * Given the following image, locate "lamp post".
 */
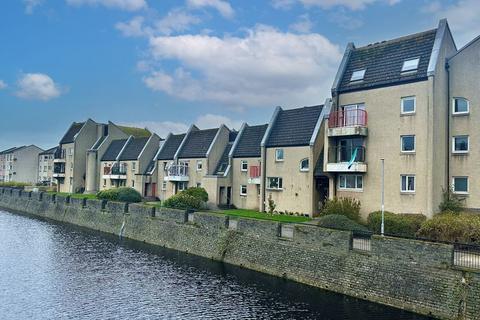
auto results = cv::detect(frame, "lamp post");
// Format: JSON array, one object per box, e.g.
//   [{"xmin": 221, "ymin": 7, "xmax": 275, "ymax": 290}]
[{"xmin": 381, "ymin": 158, "xmax": 385, "ymax": 236}]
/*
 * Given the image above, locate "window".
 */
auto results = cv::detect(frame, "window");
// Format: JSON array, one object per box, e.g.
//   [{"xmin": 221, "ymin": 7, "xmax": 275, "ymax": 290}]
[
  {"xmin": 401, "ymin": 135, "xmax": 415, "ymax": 152},
  {"xmin": 132, "ymin": 162, "xmax": 136, "ymax": 172},
  {"xmin": 241, "ymin": 160, "xmax": 248, "ymax": 172},
  {"xmin": 240, "ymin": 185, "xmax": 247, "ymax": 196},
  {"xmin": 103, "ymin": 179, "xmax": 106, "ymax": 187},
  {"xmin": 196, "ymin": 160, "xmax": 202, "ymax": 171},
  {"xmin": 300, "ymin": 158, "xmax": 309, "ymax": 171},
  {"xmin": 453, "ymin": 177, "xmax": 468, "ymax": 194},
  {"xmin": 163, "ymin": 162, "xmax": 168, "ymax": 171},
  {"xmin": 401, "ymin": 96, "xmax": 416, "ymax": 114},
  {"xmin": 338, "ymin": 175, "xmax": 363, "ymax": 190},
  {"xmin": 350, "ymin": 69, "xmax": 366, "ymax": 82},
  {"xmin": 178, "ymin": 182, "xmax": 187, "ymax": 191},
  {"xmin": 267, "ymin": 177, "xmax": 283, "ymax": 190},
  {"xmin": 453, "ymin": 136, "xmax": 469, "ymax": 153},
  {"xmin": 196, "ymin": 183, "xmax": 201, "ymax": 188},
  {"xmin": 275, "ymin": 149, "xmax": 284, "ymax": 162},
  {"xmin": 453, "ymin": 98, "xmax": 469, "ymax": 115},
  {"xmin": 162, "ymin": 181, "xmax": 167, "ymax": 190},
  {"xmin": 132, "ymin": 180, "xmax": 135, "ymax": 188},
  {"xmin": 402, "ymin": 58, "xmax": 419, "ymax": 73},
  {"xmin": 401, "ymin": 175, "xmax": 415, "ymax": 193}
]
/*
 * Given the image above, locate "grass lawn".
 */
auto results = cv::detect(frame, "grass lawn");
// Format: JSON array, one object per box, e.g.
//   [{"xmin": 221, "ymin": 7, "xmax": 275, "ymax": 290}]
[
  {"xmin": 47, "ymin": 192, "xmax": 98, "ymax": 200},
  {"xmin": 145, "ymin": 201, "xmax": 162, "ymax": 208},
  {"xmin": 216, "ymin": 209, "xmax": 311, "ymax": 223}
]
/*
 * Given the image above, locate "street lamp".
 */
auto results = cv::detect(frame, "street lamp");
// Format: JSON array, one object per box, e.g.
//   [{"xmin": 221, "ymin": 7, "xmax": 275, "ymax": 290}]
[{"xmin": 381, "ymin": 158, "xmax": 385, "ymax": 236}]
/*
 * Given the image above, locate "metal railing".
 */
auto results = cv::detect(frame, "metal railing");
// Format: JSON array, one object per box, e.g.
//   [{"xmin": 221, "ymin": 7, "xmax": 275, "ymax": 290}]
[
  {"xmin": 454, "ymin": 244, "xmax": 480, "ymax": 270},
  {"xmin": 250, "ymin": 165, "xmax": 261, "ymax": 178},
  {"xmin": 53, "ymin": 164, "xmax": 65, "ymax": 174},
  {"xmin": 166, "ymin": 164, "xmax": 189, "ymax": 177},
  {"xmin": 328, "ymin": 146, "xmax": 365, "ymax": 163},
  {"xmin": 54, "ymin": 148, "xmax": 66, "ymax": 159},
  {"xmin": 351, "ymin": 230, "xmax": 372, "ymax": 252},
  {"xmin": 111, "ymin": 165, "xmax": 127, "ymax": 175},
  {"xmin": 329, "ymin": 109, "xmax": 367, "ymax": 128}
]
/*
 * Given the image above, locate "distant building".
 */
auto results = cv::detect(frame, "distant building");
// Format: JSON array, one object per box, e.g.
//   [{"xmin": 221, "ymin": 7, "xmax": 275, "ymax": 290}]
[
  {"xmin": 38, "ymin": 146, "xmax": 57, "ymax": 185},
  {"xmin": 0, "ymin": 145, "xmax": 44, "ymax": 183}
]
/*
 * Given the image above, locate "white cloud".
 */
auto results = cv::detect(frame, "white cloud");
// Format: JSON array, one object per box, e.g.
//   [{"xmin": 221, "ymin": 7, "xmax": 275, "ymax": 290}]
[
  {"xmin": 66, "ymin": 0, "xmax": 147, "ymax": 11},
  {"xmin": 143, "ymin": 25, "xmax": 342, "ymax": 108},
  {"xmin": 155, "ymin": 8, "xmax": 202, "ymax": 35},
  {"xmin": 195, "ymin": 114, "xmax": 243, "ymax": 129},
  {"xmin": 0, "ymin": 80, "xmax": 6, "ymax": 90},
  {"xmin": 424, "ymin": 0, "xmax": 480, "ymax": 47},
  {"xmin": 23, "ymin": 0, "xmax": 42, "ymax": 14},
  {"xmin": 289, "ymin": 14, "xmax": 314, "ymax": 33},
  {"xmin": 273, "ymin": 0, "xmax": 400, "ymax": 10},
  {"xmin": 15, "ymin": 73, "xmax": 63, "ymax": 101},
  {"xmin": 328, "ymin": 8, "xmax": 364, "ymax": 30},
  {"xmin": 115, "ymin": 16, "xmax": 148, "ymax": 37},
  {"xmin": 271, "ymin": 0, "xmax": 296, "ymax": 10},
  {"xmin": 186, "ymin": 0, "xmax": 234, "ymax": 18}
]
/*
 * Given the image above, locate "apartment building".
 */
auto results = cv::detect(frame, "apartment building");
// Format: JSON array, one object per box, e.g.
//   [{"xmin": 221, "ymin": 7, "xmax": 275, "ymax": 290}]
[
  {"xmin": 325, "ymin": 19, "xmax": 457, "ymax": 218},
  {"xmin": 0, "ymin": 145, "xmax": 44, "ymax": 183},
  {"xmin": 156, "ymin": 133, "xmax": 186, "ymax": 201},
  {"xmin": 100, "ymin": 134, "xmax": 161, "ymax": 196},
  {"xmin": 38, "ymin": 146, "xmax": 57, "ymax": 185}
]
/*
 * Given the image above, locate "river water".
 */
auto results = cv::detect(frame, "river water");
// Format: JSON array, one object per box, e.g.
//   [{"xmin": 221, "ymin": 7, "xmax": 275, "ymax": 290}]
[{"xmin": 0, "ymin": 209, "xmax": 432, "ymax": 320}]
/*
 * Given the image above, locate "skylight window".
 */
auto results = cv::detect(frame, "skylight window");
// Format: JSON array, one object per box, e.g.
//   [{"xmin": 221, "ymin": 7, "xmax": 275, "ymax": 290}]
[
  {"xmin": 350, "ymin": 69, "xmax": 366, "ymax": 82},
  {"xmin": 402, "ymin": 58, "xmax": 420, "ymax": 73}
]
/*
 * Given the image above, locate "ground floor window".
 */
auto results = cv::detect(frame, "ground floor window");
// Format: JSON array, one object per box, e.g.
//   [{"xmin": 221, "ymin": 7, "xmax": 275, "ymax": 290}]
[
  {"xmin": 267, "ymin": 177, "xmax": 283, "ymax": 190},
  {"xmin": 453, "ymin": 176, "xmax": 468, "ymax": 194},
  {"xmin": 132, "ymin": 180, "xmax": 135, "ymax": 188},
  {"xmin": 338, "ymin": 174, "xmax": 363, "ymax": 190},
  {"xmin": 162, "ymin": 181, "xmax": 167, "ymax": 190},
  {"xmin": 401, "ymin": 175, "xmax": 415, "ymax": 193},
  {"xmin": 240, "ymin": 185, "xmax": 247, "ymax": 196},
  {"xmin": 103, "ymin": 179, "xmax": 106, "ymax": 187},
  {"xmin": 178, "ymin": 182, "xmax": 187, "ymax": 191}
]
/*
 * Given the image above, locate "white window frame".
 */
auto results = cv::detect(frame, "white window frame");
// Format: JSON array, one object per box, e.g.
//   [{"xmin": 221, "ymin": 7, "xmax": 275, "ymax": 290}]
[
  {"xmin": 401, "ymin": 58, "xmax": 420, "ymax": 73},
  {"xmin": 178, "ymin": 182, "xmax": 187, "ymax": 191},
  {"xmin": 400, "ymin": 135, "xmax": 416, "ymax": 153},
  {"xmin": 338, "ymin": 174, "xmax": 363, "ymax": 191},
  {"xmin": 452, "ymin": 97, "xmax": 469, "ymax": 115},
  {"xmin": 452, "ymin": 176, "xmax": 469, "ymax": 194},
  {"xmin": 300, "ymin": 158, "xmax": 309, "ymax": 172},
  {"xmin": 132, "ymin": 162, "xmax": 136, "ymax": 172},
  {"xmin": 275, "ymin": 149, "xmax": 284, "ymax": 162},
  {"xmin": 240, "ymin": 160, "xmax": 248, "ymax": 172},
  {"xmin": 240, "ymin": 185, "xmax": 247, "ymax": 196},
  {"xmin": 452, "ymin": 136, "xmax": 469, "ymax": 154},
  {"xmin": 400, "ymin": 175, "xmax": 415, "ymax": 193},
  {"xmin": 401, "ymin": 96, "xmax": 416, "ymax": 114},
  {"xmin": 162, "ymin": 181, "xmax": 167, "ymax": 191},
  {"xmin": 196, "ymin": 160, "xmax": 202, "ymax": 171},
  {"xmin": 350, "ymin": 69, "xmax": 366, "ymax": 82},
  {"xmin": 266, "ymin": 177, "xmax": 283, "ymax": 190}
]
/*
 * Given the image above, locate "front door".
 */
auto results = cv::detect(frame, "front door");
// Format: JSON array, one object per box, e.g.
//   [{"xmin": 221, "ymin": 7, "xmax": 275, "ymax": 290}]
[{"xmin": 316, "ymin": 176, "xmax": 329, "ymax": 210}]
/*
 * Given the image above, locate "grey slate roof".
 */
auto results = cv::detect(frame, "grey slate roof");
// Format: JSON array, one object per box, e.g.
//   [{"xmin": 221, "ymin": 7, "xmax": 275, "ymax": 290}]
[
  {"xmin": 265, "ymin": 106, "xmax": 323, "ymax": 148},
  {"xmin": 60, "ymin": 122, "xmax": 85, "ymax": 144},
  {"xmin": 232, "ymin": 124, "xmax": 268, "ymax": 158},
  {"xmin": 157, "ymin": 133, "xmax": 186, "ymax": 160},
  {"xmin": 215, "ymin": 143, "xmax": 233, "ymax": 175},
  {"xmin": 177, "ymin": 128, "xmax": 219, "ymax": 159},
  {"xmin": 39, "ymin": 146, "xmax": 58, "ymax": 155},
  {"xmin": 118, "ymin": 137, "xmax": 149, "ymax": 161},
  {"xmin": 101, "ymin": 139, "xmax": 127, "ymax": 161},
  {"xmin": 91, "ymin": 136, "xmax": 106, "ymax": 150},
  {"xmin": 338, "ymin": 29, "xmax": 437, "ymax": 93}
]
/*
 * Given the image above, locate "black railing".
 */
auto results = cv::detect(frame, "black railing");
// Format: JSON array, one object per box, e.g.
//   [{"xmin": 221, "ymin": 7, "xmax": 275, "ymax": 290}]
[
  {"xmin": 111, "ymin": 165, "xmax": 127, "ymax": 175},
  {"xmin": 53, "ymin": 163, "xmax": 65, "ymax": 174},
  {"xmin": 328, "ymin": 146, "xmax": 365, "ymax": 163},
  {"xmin": 454, "ymin": 244, "xmax": 480, "ymax": 270},
  {"xmin": 351, "ymin": 230, "xmax": 372, "ymax": 252},
  {"xmin": 54, "ymin": 148, "xmax": 65, "ymax": 159}
]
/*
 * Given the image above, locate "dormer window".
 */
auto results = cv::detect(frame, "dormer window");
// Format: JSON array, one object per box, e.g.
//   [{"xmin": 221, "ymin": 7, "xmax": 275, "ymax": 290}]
[
  {"xmin": 401, "ymin": 58, "xmax": 420, "ymax": 73},
  {"xmin": 350, "ymin": 69, "xmax": 366, "ymax": 82}
]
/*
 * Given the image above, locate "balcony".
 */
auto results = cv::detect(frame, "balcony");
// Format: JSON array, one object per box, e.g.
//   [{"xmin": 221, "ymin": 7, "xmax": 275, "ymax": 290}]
[
  {"xmin": 328, "ymin": 109, "xmax": 368, "ymax": 137},
  {"xmin": 164, "ymin": 164, "xmax": 189, "ymax": 182},
  {"xmin": 103, "ymin": 165, "xmax": 127, "ymax": 180},
  {"xmin": 53, "ymin": 149, "xmax": 66, "ymax": 163},
  {"xmin": 248, "ymin": 165, "xmax": 261, "ymax": 184},
  {"xmin": 325, "ymin": 146, "xmax": 367, "ymax": 173},
  {"xmin": 53, "ymin": 163, "xmax": 65, "ymax": 178}
]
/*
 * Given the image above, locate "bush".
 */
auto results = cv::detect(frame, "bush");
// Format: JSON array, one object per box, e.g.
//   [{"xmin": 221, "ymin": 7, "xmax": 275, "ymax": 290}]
[
  {"xmin": 367, "ymin": 211, "xmax": 426, "ymax": 237},
  {"xmin": 416, "ymin": 213, "xmax": 480, "ymax": 244},
  {"xmin": 96, "ymin": 187, "xmax": 142, "ymax": 203},
  {"xmin": 317, "ymin": 214, "xmax": 368, "ymax": 232},
  {"xmin": 320, "ymin": 197, "xmax": 361, "ymax": 222},
  {"xmin": 163, "ymin": 193, "xmax": 202, "ymax": 210},
  {"xmin": 182, "ymin": 187, "xmax": 208, "ymax": 202},
  {"xmin": 439, "ymin": 186, "xmax": 464, "ymax": 213}
]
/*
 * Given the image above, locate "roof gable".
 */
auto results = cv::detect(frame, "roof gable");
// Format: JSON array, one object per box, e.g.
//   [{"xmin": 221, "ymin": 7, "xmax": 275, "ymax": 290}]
[
  {"xmin": 118, "ymin": 137, "xmax": 150, "ymax": 161},
  {"xmin": 101, "ymin": 139, "xmax": 127, "ymax": 161},
  {"xmin": 157, "ymin": 133, "xmax": 186, "ymax": 160},
  {"xmin": 177, "ymin": 128, "xmax": 219, "ymax": 159},
  {"xmin": 232, "ymin": 124, "xmax": 268, "ymax": 158},
  {"xmin": 60, "ymin": 122, "xmax": 85, "ymax": 144}
]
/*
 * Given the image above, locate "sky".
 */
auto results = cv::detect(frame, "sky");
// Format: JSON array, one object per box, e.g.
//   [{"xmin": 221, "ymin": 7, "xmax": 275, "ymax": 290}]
[{"xmin": 0, "ymin": 0, "xmax": 479, "ymax": 150}]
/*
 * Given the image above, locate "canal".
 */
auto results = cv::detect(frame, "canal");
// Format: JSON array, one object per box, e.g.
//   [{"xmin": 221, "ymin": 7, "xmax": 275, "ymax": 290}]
[{"xmin": 0, "ymin": 209, "xmax": 433, "ymax": 319}]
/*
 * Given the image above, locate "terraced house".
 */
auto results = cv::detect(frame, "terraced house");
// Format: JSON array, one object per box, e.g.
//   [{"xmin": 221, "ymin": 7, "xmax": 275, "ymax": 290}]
[{"xmin": 0, "ymin": 145, "xmax": 44, "ymax": 184}]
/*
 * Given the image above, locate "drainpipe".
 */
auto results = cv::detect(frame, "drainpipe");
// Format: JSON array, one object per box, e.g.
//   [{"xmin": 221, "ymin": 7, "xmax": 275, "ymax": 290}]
[{"xmin": 446, "ymin": 61, "xmax": 451, "ymax": 188}]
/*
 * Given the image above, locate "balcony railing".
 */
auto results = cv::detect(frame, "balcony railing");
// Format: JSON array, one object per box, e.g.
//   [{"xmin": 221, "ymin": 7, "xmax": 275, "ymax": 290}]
[
  {"xmin": 111, "ymin": 165, "xmax": 127, "ymax": 175},
  {"xmin": 328, "ymin": 146, "xmax": 365, "ymax": 163},
  {"xmin": 328, "ymin": 109, "xmax": 367, "ymax": 128},
  {"xmin": 249, "ymin": 165, "xmax": 261, "ymax": 178},
  {"xmin": 54, "ymin": 148, "xmax": 66, "ymax": 160},
  {"xmin": 167, "ymin": 164, "xmax": 188, "ymax": 177}
]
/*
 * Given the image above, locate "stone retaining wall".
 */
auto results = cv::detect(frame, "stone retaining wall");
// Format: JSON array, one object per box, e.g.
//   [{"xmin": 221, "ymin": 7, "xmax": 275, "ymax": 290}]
[{"xmin": 0, "ymin": 187, "xmax": 478, "ymax": 320}]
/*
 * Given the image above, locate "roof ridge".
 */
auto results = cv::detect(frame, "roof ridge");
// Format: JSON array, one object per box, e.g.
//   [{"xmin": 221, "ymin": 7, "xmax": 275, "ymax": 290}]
[{"xmin": 356, "ymin": 28, "xmax": 437, "ymax": 50}]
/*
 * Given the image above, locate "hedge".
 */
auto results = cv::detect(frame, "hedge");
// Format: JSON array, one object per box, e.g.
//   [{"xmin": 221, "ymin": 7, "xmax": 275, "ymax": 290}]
[
  {"xmin": 416, "ymin": 213, "xmax": 480, "ymax": 244},
  {"xmin": 367, "ymin": 211, "xmax": 426, "ymax": 238},
  {"xmin": 96, "ymin": 187, "xmax": 142, "ymax": 203},
  {"xmin": 317, "ymin": 214, "xmax": 368, "ymax": 232},
  {"xmin": 320, "ymin": 197, "xmax": 361, "ymax": 223},
  {"xmin": 163, "ymin": 187, "xmax": 209, "ymax": 210}
]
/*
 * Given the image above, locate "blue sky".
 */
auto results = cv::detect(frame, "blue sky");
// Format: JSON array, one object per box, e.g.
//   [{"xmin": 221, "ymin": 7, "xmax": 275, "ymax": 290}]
[{"xmin": 0, "ymin": 0, "xmax": 478, "ymax": 150}]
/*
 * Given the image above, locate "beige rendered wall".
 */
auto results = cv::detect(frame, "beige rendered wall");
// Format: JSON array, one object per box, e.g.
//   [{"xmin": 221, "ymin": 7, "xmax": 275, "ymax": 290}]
[
  {"xmin": 157, "ymin": 160, "xmax": 177, "ymax": 201},
  {"xmin": 336, "ymin": 81, "xmax": 432, "ymax": 218},
  {"xmin": 177, "ymin": 158, "xmax": 207, "ymax": 188},
  {"xmin": 206, "ymin": 126, "xmax": 229, "ymax": 175},
  {"xmin": 99, "ymin": 160, "xmax": 139, "ymax": 192},
  {"xmin": 72, "ymin": 121, "xmax": 98, "ymax": 193},
  {"xmin": 231, "ymin": 157, "xmax": 262, "ymax": 210},
  {"xmin": 59, "ymin": 142, "xmax": 75, "ymax": 193},
  {"xmin": 449, "ymin": 38, "xmax": 480, "ymax": 209},
  {"xmin": 265, "ymin": 146, "xmax": 313, "ymax": 215}
]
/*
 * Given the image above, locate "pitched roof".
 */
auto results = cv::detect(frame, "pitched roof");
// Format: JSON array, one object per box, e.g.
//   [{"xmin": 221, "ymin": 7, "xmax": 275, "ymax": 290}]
[
  {"xmin": 265, "ymin": 106, "xmax": 323, "ymax": 148},
  {"xmin": 0, "ymin": 147, "xmax": 19, "ymax": 155},
  {"xmin": 39, "ymin": 146, "xmax": 58, "ymax": 155},
  {"xmin": 215, "ymin": 143, "xmax": 233, "ymax": 175},
  {"xmin": 157, "ymin": 133, "xmax": 186, "ymax": 160},
  {"xmin": 232, "ymin": 124, "xmax": 268, "ymax": 158},
  {"xmin": 338, "ymin": 29, "xmax": 437, "ymax": 93},
  {"xmin": 101, "ymin": 139, "xmax": 128, "ymax": 161},
  {"xmin": 118, "ymin": 137, "xmax": 150, "ymax": 161},
  {"xmin": 177, "ymin": 128, "xmax": 219, "ymax": 159},
  {"xmin": 60, "ymin": 122, "xmax": 85, "ymax": 144}
]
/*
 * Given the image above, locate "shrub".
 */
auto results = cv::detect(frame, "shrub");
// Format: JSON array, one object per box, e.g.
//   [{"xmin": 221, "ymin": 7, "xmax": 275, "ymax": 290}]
[
  {"xmin": 317, "ymin": 214, "xmax": 368, "ymax": 232},
  {"xmin": 0, "ymin": 181, "xmax": 30, "ymax": 188},
  {"xmin": 182, "ymin": 187, "xmax": 208, "ymax": 202},
  {"xmin": 320, "ymin": 197, "xmax": 361, "ymax": 222},
  {"xmin": 367, "ymin": 211, "xmax": 426, "ymax": 237},
  {"xmin": 267, "ymin": 194, "xmax": 276, "ymax": 214},
  {"xmin": 439, "ymin": 186, "xmax": 464, "ymax": 213},
  {"xmin": 96, "ymin": 187, "xmax": 142, "ymax": 203},
  {"xmin": 416, "ymin": 213, "xmax": 480, "ymax": 244},
  {"xmin": 163, "ymin": 193, "xmax": 202, "ymax": 210}
]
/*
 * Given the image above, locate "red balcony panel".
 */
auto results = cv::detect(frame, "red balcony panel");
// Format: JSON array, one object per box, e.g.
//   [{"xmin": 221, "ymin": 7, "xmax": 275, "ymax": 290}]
[
  {"xmin": 328, "ymin": 109, "xmax": 367, "ymax": 128},
  {"xmin": 249, "ymin": 165, "xmax": 261, "ymax": 178}
]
